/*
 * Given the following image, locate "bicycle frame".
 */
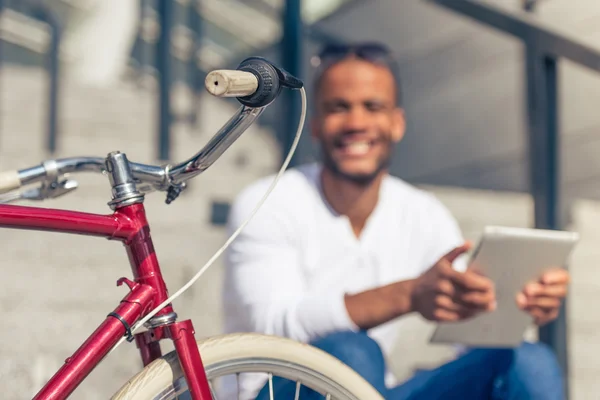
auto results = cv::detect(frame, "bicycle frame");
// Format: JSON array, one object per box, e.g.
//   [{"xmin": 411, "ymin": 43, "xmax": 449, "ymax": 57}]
[
  {"xmin": 0, "ymin": 57, "xmax": 304, "ymax": 400},
  {"xmin": 0, "ymin": 202, "xmax": 213, "ymax": 400}
]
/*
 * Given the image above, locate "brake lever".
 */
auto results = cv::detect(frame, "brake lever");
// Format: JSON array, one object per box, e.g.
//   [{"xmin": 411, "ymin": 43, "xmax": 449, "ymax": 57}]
[
  {"xmin": 38, "ymin": 178, "xmax": 79, "ymax": 200},
  {"xmin": 0, "ymin": 178, "xmax": 80, "ymax": 204},
  {"xmin": 0, "ymin": 186, "xmax": 47, "ymax": 204},
  {"xmin": 0, "ymin": 191, "xmax": 25, "ymax": 204}
]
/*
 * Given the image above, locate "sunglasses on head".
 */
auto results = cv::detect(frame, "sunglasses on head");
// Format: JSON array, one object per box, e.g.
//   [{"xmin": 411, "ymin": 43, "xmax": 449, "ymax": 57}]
[{"xmin": 312, "ymin": 42, "xmax": 396, "ymax": 69}]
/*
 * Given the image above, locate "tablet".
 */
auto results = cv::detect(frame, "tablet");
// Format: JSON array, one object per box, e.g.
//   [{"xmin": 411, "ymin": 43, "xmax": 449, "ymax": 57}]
[{"xmin": 429, "ymin": 225, "xmax": 579, "ymax": 348}]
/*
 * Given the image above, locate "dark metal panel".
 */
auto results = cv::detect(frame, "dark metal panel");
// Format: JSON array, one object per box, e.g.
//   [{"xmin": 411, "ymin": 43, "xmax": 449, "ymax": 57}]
[{"xmin": 428, "ymin": 0, "xmax": 600, "ymax": 72}]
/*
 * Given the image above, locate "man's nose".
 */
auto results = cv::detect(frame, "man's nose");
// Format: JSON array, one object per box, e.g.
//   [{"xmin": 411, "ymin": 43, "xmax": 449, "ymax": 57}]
[{"xmin": 343, "ymin": 107, "xmax": 369, "ymax": 132}]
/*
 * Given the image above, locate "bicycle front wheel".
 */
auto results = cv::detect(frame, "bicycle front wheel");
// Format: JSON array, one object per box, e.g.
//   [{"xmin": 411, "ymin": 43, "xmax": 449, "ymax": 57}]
[{"xmin": 111, "ymin": 333, "xmax": 384, "ymax": 400}]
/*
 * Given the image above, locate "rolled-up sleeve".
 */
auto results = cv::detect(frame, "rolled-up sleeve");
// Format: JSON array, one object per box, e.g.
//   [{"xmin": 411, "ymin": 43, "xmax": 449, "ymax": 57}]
[{"xmin": 222, "ymin": 185, "xmax": 358, "ymax": 343}]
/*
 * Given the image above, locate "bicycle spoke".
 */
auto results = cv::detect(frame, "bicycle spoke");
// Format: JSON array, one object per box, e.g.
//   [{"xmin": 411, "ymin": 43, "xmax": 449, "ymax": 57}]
[
  {"xmin": 236, "ymin": 372, "xmax": 240, "ymax": 400},
  {"xmin": 294, "ymin": 381, "xmax": 301, "ymax": 400},
  {"xmin": 208, "ymin": 379, "xmax": 217, "ymax": 400},
  {"xmin": 268, "ymin": 373, "xmax": 274, "ymax": 400}
]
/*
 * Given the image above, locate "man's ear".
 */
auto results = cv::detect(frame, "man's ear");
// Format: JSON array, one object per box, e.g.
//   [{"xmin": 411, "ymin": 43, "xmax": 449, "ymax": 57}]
[{"xmin": 391, "ymin": 108, "xmax": 406, "ymax": 143}]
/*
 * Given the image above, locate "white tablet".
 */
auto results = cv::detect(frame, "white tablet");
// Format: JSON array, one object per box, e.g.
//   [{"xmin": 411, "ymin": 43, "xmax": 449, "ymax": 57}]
[{"xmin": 429, "ymin": 225, "xmax": 579, "ymax": 348}]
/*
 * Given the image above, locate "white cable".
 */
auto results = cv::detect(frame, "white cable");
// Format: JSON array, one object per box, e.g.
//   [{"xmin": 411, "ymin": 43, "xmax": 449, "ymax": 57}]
[{"xmin": 108, "ymin": 87, "xmax": 307, "ymax": 355}]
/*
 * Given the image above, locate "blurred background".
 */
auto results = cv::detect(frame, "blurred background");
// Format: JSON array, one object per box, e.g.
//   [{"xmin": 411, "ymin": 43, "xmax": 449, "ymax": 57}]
[{"xmin": 1, "ymin": 0, "xmax": 600, "ymax": 398}]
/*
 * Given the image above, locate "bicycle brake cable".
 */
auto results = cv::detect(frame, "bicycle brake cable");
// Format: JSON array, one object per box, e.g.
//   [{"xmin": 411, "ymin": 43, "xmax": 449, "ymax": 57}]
[{"xmin": 108, "ymin": 86, "xmax": 307, "ymax": 356}]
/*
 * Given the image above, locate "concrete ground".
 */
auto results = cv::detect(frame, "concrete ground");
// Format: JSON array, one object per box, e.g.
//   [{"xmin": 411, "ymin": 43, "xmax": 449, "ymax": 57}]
[{"xmin": 1, "ymin": 66, "xmax": 599, "ymax": 399}]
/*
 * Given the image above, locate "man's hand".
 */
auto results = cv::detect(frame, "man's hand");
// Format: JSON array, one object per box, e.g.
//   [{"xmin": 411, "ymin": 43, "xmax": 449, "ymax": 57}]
[
  {"xmin": 517, "ymin": 268, "xmax": 569, "ymax": 326},
  {"xmin": 411, "ymin": 242, "xmax": 496, "ymax": 322}
]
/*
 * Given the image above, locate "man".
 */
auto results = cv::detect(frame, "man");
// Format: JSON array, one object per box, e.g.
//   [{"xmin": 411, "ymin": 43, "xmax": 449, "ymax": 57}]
[{"xmin": 222, "ymin": 42, "xmax": 569, "ymax": 399}]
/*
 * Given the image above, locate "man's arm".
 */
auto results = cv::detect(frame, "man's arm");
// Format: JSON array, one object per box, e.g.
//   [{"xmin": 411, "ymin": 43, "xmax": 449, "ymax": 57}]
[
  {"xmin": 344, "ymin": 279, "xmax": 416, "ymax": 330},
  {"xmin": 224, "ymin": 185, "xmax": 486, "ymax": 340},
  {"xmin": 223, "ymin": 184, "xmax": 360, "ymax": 343}
]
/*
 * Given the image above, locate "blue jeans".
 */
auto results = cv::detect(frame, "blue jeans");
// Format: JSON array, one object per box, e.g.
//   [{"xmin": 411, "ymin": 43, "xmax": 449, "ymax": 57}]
[{"xmin": 254, "ymin": 331, "xmax": 564, "ymax": 400}]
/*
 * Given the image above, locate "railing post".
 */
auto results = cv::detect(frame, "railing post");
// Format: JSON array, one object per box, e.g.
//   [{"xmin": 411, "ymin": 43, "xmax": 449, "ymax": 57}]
[
  {"xmin": 280, "ymin": 0, "xmax": 303, "ymax": 167},
  {"xmin": 522, "ymin": 3, "xmax": 568, "ymax": 397},
  {"xmin": 189, "ymin": 0, "xmax": 202, "ymax": 127},
  {"xmin": 30, "ymin": 5, "xmax": 61, "ymax": 155},
  {"xmin": 156, "ymin": 0, "xmax": 174, "ymax": 161},
  {"xmin": 46, "ymin": 11, "xmax": 60, "ymax": 154},
  {"xmin": 525, "ymin": 47, "xmax": 568, "ymax": 397}
]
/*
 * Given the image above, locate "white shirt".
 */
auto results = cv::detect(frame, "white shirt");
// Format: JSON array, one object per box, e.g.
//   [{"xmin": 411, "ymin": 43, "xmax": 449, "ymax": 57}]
[{"xmin": 220, "ymin": 163, "xmax": 466, "ymax": 398}]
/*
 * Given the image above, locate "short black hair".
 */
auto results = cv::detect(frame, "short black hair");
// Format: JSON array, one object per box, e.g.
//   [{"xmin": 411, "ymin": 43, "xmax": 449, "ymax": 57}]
[{"xmin": 311, "ymin": 41, "xmax": 402, "ymax": 106}]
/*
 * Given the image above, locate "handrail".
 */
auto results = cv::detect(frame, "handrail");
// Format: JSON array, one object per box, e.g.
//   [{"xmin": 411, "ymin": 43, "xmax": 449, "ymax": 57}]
[
  {"xmin": 31, "ymin": 5, "xmax": 61, "ymax": 154},
  {"xmin": 0, "ymin": 2, "xmax": 62, "ymax": 154},
  {"xmin": 426, "ymin": 2, "xmax": 600, "ymax": 398}
]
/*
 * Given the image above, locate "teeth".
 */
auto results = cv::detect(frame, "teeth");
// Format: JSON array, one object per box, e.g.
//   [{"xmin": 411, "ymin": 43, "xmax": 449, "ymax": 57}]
[{"xmin": 344, "ymin": 141, "xmax": 370, "ymax": 155}]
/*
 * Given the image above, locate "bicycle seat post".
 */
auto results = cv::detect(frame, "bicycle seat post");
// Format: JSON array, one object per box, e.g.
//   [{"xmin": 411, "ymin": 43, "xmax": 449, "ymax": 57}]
[{"xmin": 105, "ymin": 151, "xmax": 145, "ymax": 209}]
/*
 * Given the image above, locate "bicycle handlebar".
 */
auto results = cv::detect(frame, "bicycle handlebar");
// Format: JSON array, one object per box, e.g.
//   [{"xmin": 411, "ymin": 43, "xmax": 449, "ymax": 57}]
[
  {"xmin": 0, "ymin": 57, "xmax": 303, "ymax": 203},
  {"xmin": 205, "ymin": 70, "xmax": 258, "ymax": 98}
]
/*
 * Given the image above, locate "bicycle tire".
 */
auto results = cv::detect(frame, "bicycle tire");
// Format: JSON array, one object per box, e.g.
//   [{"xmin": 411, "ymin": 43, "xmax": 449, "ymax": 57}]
[{"xmin": 111, "ymin": 332, "xmax": 384, "ymax": 400}]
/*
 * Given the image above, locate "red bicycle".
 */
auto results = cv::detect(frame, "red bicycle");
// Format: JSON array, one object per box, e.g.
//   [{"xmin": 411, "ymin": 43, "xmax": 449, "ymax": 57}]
[{"xmin": 0, "ymin": 57, "xmax": 383, "ymax": 400}]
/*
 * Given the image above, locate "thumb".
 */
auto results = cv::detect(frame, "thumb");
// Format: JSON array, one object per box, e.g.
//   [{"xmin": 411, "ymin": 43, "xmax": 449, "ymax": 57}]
[{"xmin": 443, "ymin": 241, "xmax": 472, "ymax": 263}]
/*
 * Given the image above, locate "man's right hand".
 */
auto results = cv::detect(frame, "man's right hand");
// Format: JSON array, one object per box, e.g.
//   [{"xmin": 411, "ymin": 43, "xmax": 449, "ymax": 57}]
[{"xmin": 410, "ymin": 242, "xmax": 496, "ymax": 322}]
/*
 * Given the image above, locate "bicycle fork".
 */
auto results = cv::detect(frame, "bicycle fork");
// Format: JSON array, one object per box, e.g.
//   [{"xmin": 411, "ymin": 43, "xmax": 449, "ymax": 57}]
[
  {"xmin": 136, "ymin": 318, "xmax": 214, "ymax": 399},
  {"xmin": 33, "ymin": 279, "xmax": 213, "ymax": 400}
]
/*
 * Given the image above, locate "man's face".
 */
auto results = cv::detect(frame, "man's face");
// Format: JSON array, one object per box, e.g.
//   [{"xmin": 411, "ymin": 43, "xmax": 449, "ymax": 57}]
[{"xmin": 312, "ymin": 58, "xmax": 405, "ymax": 185}]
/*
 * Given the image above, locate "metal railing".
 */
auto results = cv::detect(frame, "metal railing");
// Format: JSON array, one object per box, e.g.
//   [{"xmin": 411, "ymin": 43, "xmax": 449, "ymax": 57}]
[
  {"xmin": 1, "ymin": 0, "xmax": 344, "ymax": 162},
  {"xmin": 0, "ymin": 0, "xmax": 62, "ymax": 154},
  {"xmin": 428, "ymin": 1, "xmax": 600, "ymax": 397}
]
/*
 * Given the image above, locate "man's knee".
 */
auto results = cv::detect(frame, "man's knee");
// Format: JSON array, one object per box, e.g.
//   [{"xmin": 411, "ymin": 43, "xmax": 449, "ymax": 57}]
[
  {"xmin": 311, "ymin": 331, "xmax": 384, "ymax": 365},
  {"xmin": 488, "ymin": 341, "xmax": 564, "ymax": 400},
  {"xmin": 310, "ymin": 331, "xmax": 386, "ymax": 379},
  {"xmin": 255, "ymin": 332, "xmax": 386, "ymax": 400},
  {"xmin": 514, "ymin": 341, "xmax": 562, "ymax": 377},
  {"xmin": 471, "ymin": 341, "xmax": 561, "ymax": 376}
]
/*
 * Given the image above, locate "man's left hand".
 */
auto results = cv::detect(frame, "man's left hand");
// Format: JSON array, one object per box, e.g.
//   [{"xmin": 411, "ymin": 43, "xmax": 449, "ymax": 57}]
[{"xmin": 516, "ymin": 268, "xmax": 569, "ymax": 326}]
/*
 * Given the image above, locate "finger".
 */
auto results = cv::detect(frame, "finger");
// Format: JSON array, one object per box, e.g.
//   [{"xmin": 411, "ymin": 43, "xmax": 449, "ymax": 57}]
[
  {"xmin": 435, "ymin": 294, "xmax": 461, "ymax": 311},
  {"xmin": 524, "ymin": 296, "xmax": 562, "ymax": 310},
  {"xmin": 435, "ymin": 279, "xmax": 455, "ymax": 297},
  {"xmin": 433, "ymin": 308, "xmax": 461, "ymax": 322},
  {"xmin": 456, "ymin": 289, "xmax": 496, "ymax": 311},
  {"xmin": 541, "ymin": 309, "xmax": 560, "ymax": 326},
  {"xmin": 447, "ymin": 269, "xmax": 494, "ymax": 292},
  {"xmin": 434, "ymin": 306, "xmax": 480, "ymax": 322},
  {"xmin": 442, "ymin": 242, "xmax": 472, "ymax": 263},
  {"xmin": 540, "ymin": 268, "xmax": 569, "ymax": 285},
  {"xmin": 435, "ymin": 294, "xmax": 479, "ymax": 315},
  {"xmin": 527, "ymin": 307, "xmax": 559, "ymax": 326},
  {"xmin": 524, "ymin": 283, "xmax": 567, "ymax": 299}
]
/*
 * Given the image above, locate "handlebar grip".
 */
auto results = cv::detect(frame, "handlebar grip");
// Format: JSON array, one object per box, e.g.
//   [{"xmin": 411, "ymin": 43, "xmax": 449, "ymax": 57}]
[
  {"xmin": 0, "ymin": 170, "xmax": 21, "ymax": 194},
  {"xmin": 205, "ymin": 70, "xmax": 259, "ymax": 98}
]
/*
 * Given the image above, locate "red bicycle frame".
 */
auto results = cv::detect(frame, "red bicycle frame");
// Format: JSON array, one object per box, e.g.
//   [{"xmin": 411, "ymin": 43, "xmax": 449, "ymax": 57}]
[
  {"xmin": 0, "ymin": 55, "xmax": 304, "ymax": 399},
  {"xmin": 0, "ymin": 202, "xmax": 213, "ymax": 400}
]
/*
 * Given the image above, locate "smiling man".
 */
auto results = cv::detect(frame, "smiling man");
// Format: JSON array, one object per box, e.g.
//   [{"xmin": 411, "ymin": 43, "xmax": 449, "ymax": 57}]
[{"xmin": 222, "ymin": 42, "xmax": 569, "ymax": 400}]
